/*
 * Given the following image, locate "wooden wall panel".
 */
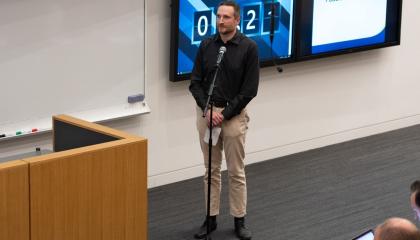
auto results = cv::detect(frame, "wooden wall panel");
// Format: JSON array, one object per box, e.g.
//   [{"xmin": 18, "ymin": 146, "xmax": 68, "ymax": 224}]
[
  {"xmin": 29, "ymin": 139, "xmax": 147, "ymax": 240},
  {"xmin": 0, "ymin": 161, "xmax": 29, "ymax": 240}
]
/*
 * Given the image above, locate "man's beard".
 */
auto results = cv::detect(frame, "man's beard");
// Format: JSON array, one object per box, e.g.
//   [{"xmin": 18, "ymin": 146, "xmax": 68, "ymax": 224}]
[{"xmin": 218, "ymin": 26, "xmax": 235, "ymax": 35}]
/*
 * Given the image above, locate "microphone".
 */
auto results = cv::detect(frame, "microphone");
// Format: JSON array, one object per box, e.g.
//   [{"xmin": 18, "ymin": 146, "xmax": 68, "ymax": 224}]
[{"xmin": 216, "ymin": 46, "xmax": 227, "ymax": 67}]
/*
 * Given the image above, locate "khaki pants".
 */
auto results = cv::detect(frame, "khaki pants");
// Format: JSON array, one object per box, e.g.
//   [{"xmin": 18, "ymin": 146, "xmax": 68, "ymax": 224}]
[{"xmin": 196, "ymin": 106, "xmax": 249, "ymax": 217}]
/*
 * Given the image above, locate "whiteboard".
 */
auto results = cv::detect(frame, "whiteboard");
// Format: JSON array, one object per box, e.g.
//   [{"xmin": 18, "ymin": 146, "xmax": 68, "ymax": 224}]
[{"xmin": 0, "ymin": 0, "xmax": 148, "ymax": 139}]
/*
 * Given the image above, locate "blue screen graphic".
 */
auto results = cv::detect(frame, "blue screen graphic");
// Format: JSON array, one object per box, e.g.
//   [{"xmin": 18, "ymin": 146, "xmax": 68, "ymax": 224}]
[
  {"xmin": 177, "ymin": 0, "xmax": 294, "ymax": 75},
  {"xmin": 311, "ymin": 0, "xmax": 387, "ymax": 54}
]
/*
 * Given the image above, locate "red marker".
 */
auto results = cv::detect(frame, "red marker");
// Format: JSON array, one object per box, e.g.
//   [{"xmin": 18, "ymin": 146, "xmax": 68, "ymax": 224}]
[{"xmin": 32, "ymin": 128, "xmax": 38, "ymax": 133}]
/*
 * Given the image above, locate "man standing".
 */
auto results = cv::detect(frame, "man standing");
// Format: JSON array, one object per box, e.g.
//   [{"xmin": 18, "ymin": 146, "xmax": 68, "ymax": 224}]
[{"xmin": 189, "ymin": 1, "xmax": 259, "ymax": 239}]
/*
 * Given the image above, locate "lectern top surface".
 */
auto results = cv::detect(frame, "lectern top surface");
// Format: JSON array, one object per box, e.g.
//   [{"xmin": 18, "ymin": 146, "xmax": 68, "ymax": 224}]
[{"xmin": 0, "ymin": 149, "xmax": 53, "ymax": 164}]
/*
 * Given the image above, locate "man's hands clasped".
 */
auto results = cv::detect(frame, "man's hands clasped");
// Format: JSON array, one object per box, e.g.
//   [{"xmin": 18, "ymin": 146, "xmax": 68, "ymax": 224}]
[{"xmin": 205, "ymin": 110, "xmax": 224, "ymax": 127}]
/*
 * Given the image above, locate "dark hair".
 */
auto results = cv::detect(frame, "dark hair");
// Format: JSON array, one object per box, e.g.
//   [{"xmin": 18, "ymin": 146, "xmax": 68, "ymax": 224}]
[
  {"xmin": 218, "ymin": 0, "xmax": 240, "ymax": 18},
  {"xmin": 411, "ymin": 181, "xmax": 420, "ymax": 193},
  {"xmin": 410, "ymin": 181, "xmax": 420, "ymax": 207}
]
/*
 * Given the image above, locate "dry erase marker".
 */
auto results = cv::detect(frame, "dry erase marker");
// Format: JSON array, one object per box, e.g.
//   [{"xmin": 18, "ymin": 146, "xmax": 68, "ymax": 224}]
[
  {"xmin": 32, "ymin": 128, "xmax": 38, "ymax": 133},
  {"xmin": 16, "ymin": 130, "xmax": 31, "ymax": 135},
  {"xmin": 1, "ymin": 132, "xmax": 15, "ymax": 138}
]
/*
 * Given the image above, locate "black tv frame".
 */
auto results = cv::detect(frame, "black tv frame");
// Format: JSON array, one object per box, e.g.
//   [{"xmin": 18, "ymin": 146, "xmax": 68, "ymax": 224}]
[
  {"xmin": 294, "ymin": 0, "xmax": 403, "ymax": 62},
  {"xmin": 169, "ymin": 0, "xmax": 183, "ymax": 81},
  {"xmin": 169, "ymin": 0, "xmax": 403, "ymax": 82}
]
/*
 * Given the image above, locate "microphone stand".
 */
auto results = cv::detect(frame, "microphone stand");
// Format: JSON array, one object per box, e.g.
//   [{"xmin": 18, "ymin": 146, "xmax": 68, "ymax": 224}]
[{"xmin": 202, "ymin": 63, "xmax": 222, "ymax": 240}]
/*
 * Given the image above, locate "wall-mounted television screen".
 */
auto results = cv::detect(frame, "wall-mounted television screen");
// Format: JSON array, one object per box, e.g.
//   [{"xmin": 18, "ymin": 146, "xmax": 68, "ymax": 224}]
[
  {"xmin": 170, "ymin": 0, "xmax": 295, "ymax": 81},
  {"xmin": 296, "ymin": 0, "xmax": 402, "ymax": 60}
]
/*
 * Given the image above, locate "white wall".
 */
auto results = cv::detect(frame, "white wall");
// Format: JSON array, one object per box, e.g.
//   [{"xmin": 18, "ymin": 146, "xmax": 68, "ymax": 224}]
[
  {"xmin": 1, "ymin": 1, "xmax": 419, "ymax": 188},
  {"xmin": 0, "ymin": 0, "xmax": 145, "ymax": 133}
]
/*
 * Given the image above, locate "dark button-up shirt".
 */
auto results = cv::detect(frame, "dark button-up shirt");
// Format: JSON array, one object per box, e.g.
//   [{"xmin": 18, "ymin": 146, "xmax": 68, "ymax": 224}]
[{"xmin": 189, "ymin": 31, "xmax": 260, "ymax": 120}]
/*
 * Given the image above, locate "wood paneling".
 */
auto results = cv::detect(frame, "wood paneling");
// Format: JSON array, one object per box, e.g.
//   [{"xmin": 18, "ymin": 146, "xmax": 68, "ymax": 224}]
[
  {"xmin": 0, "ymin": 161, "xmax": 29, "ymax": 240},
  {"xmin": 1, "ymin": 115, "xmax": 147, "ymax": 240},
  {"xmin": 29, "ymin": 139, "xmax": 147, "ymax": 240}
]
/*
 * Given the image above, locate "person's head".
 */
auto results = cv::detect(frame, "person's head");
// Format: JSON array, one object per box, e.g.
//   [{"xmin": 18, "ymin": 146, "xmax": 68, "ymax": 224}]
[
  {"xmin": 374, "ymin": 218, "xmax": 420, "ymax": 240},
  {"xmin": 410, "ymin": 180, "xmax": 420, "ymax": 221},
  {"xmin": 217, "ymin": 1, "xmax": 240, "ymax": 36}
]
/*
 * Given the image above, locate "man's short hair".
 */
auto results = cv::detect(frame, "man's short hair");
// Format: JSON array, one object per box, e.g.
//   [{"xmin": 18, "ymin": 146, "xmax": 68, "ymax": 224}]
[
  {"xmin": 376, "ymin": 218, "xmax": 420, "ymax": 240},
  {"xmin": 410, "ymin": 180, "xmax": 420, "ymax": 207},
  {"xmin": 218, "ymin": 0, "xmax": 241, "ymax": 18}
]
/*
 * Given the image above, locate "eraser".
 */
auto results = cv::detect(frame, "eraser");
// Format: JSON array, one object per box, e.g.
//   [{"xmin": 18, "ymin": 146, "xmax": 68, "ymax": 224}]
[{"xmin": 127, "ymin": 94, "xmax": 145, "ymax": 103}]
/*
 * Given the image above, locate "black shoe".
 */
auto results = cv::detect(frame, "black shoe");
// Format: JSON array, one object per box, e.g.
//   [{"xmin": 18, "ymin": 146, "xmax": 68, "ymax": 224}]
[
  {"xmin": 194, "ymin": 216, "xmax": 217, "ymax": 239},
  {"xmin": 234, "ymin": 217, "xmax": 252, "ymax": 240}
]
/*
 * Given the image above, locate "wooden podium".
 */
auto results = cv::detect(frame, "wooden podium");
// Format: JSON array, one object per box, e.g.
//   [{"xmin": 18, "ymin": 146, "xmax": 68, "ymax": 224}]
[{"xmin": 0, "ymin": 115, "xmax": 147, "ymax": 240}]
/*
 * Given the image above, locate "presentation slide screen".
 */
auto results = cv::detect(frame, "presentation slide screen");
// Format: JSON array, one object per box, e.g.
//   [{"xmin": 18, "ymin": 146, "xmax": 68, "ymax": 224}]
[
  {"xmin": 170, "ymin": 0, "xmax": 294, "ymax": 81},
  {"xmin": 296, "ymin": 0, "xmax": 401, "ymax": 59}
]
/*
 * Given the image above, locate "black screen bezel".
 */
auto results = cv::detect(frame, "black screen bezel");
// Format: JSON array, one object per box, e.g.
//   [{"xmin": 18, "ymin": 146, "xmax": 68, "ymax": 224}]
[
  {"xmin": 169, "ymin": 0, "xmax": 403, "ymax": 82},
  {"xmin": 352, "ymin": 229, "xmax": 374, "ymax": 240},
  {"xmin": 294, "ymin": 0, "xmax": 403, "ymax": 62}
]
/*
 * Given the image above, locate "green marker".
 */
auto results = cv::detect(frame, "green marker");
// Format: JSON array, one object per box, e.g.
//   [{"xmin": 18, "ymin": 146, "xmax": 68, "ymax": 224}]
[{"xmin": 16, "ymin": 131, "xmax": 23, "ymax": 135}]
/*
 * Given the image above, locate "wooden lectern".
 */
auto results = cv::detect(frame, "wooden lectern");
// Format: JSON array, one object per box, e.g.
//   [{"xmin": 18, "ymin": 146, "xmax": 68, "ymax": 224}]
[{"xmin": 0, "ymin": 115, "xmax": 147, "ymax": 240}]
